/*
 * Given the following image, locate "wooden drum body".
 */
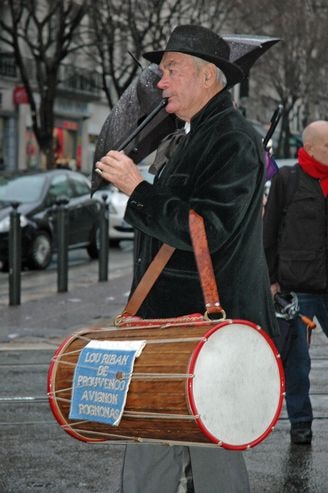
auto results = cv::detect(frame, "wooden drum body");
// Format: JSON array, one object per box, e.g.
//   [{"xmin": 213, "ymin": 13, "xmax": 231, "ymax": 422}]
[{"xmin": 48, "ymin": 319, "xmax": 285, "ymax": 450}]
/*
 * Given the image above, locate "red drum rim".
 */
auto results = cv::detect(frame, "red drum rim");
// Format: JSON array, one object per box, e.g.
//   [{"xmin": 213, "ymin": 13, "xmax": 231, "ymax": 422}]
[{"xmin": 48, "ymin": 333, "xmax": 105, "ymax": 443}]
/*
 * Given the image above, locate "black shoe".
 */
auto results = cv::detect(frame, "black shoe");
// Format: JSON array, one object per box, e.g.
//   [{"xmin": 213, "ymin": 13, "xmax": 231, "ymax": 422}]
[{"xmin": 290, "ymin": 422, "xmax": 312, "ymax": 445}]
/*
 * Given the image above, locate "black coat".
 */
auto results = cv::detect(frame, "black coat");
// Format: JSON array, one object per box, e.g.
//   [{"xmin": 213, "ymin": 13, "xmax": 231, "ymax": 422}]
[
  {"xmin": 264, "ymin": 164, "xmax": 328, "ymax": 292},
  {"xmin": 125, "ymin": 90, "xmax": 278, "ymax": 337}
]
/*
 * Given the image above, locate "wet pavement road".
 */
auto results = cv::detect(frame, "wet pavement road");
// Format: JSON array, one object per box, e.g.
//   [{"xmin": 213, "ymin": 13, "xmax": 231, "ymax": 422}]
[{"xmin": 0, "ymin": 259, "xmax": 327, "ymax": 492}]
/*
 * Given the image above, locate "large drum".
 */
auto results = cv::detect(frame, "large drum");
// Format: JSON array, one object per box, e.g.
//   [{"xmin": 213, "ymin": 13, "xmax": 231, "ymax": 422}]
[{"xmin": 48, "ymin": 319, "xmax": 285, "ymax": 450}]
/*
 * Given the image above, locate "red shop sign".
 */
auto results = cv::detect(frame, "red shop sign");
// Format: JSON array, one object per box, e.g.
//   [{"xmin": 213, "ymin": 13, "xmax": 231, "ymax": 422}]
[{"xmin": 13, "ymin": 86, "xmax": 29, "ymax": 105}]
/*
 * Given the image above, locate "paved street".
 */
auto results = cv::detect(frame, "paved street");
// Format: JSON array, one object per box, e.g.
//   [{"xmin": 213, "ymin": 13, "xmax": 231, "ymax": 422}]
[{"xmin": 0, "ymin": 252, "xmax": 327, "ymax": 492}]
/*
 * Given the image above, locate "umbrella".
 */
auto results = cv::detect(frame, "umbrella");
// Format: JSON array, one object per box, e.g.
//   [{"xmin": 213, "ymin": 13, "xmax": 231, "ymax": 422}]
[
  {"xmin": 223, "ymin": 35, "xmax": 280, "ymax": 77},
  {"xmin": 91, "ymin": 35, "xmax": 280, "ymax": 193},
  {"xmin": 92, "ymin": 64, "xmax": 178, "ymax": 193}
]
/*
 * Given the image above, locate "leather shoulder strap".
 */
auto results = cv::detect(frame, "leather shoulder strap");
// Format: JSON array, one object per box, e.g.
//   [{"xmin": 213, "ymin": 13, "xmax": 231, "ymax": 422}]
[
  {"xmin": 121, "ymin": 243, "xmax": 175, "ymax": 316},
  {"xmin": 121, "ymin": 210, "xmax": 224, "ymax": 318},
  {"xmin": 189, "ymin": 210, "xmax": 225, "ymax": 318}
]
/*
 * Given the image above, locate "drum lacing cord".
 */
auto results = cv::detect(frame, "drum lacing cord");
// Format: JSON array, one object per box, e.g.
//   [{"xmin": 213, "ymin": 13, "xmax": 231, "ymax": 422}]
[
  {"xmin": 60, "ymin": 425, "xmax": 201, "ymax": 443},
  {"xmin": 48, "ymin": 368, "xmax": 196, "ymax": 404}
]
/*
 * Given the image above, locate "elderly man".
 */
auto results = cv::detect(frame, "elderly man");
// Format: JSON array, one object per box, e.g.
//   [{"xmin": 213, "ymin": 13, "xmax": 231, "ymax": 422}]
[
  {"xmin": 97, "ymin": 24, "xmax": 278, "ymax": 493},
  {"xmin": 264, "ymin": 120, "xmax": 328, "ymax": 445}
]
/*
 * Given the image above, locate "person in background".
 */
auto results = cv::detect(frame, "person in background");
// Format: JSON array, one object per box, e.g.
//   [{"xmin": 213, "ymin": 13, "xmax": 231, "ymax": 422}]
[
  {"xmin": 96, "ymin": 24, "xmax": 278, "ymax": 493},
  {"xmin": 263, "ymin": 120, "xmax": 328, "ymax": 445}
]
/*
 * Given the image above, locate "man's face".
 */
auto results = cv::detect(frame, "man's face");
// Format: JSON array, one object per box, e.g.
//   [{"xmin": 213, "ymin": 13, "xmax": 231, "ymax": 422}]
[
  {"xmin": 313, "ymin": 134, "xmax": 328, "ymax": 166},
  {"xmin": 306, "ymin": 125, "xmax": 328, "ymax": 166},
  {"xmin": 157, "ymin": 52, "xmax": 208, "ymax": 122}
]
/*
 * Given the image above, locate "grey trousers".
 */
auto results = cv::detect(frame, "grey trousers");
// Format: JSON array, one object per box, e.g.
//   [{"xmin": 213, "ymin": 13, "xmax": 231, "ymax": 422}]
[{"xmin": 121, "ymin": 444, "xmax": 250, "ymax": 493}]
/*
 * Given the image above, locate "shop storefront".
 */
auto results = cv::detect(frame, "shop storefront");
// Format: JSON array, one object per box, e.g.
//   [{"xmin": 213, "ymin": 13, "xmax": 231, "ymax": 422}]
[
  {"xmin": 0, "ymin": 85, "xmax": 17, "ymax": 172},
  {"xmin": 0, "ymin": 82, "xmax": 110, "ymax": 173},
  {"xmin": 15, "ymin": 94, "xmax": 89, "ymax": 171},
  {"xmin": 53, "ymin": 120, "xmax": 81, "ymax": 170}
]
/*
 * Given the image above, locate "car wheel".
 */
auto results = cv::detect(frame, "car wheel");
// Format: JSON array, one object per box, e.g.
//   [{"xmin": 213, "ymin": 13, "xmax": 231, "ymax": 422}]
[{"xmin": 27, "ymin": 231, "xmax": 52, "ymax": 270}]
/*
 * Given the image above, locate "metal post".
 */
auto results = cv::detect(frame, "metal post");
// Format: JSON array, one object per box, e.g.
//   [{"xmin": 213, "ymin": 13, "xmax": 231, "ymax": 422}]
[
  {"xmin": 56, "ymin": 197, "xmax": 69, "ymax": 293},
  {"xmin": 98, "ymin": 193, "xmax": 109, "ymax": 282},
  {"xmin": 8, "ymin": 202, "xmax": 21, "ymax": 306}
]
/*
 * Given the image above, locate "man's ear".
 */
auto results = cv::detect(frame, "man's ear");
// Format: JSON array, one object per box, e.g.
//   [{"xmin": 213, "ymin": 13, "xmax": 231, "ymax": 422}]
[
  {"xmin": 304, "ymin": 142, "xmax": 313, "ymax": 156},
  {"xmin": 203, "ymin": 64, "xmax": 217, "ymax": 87}
]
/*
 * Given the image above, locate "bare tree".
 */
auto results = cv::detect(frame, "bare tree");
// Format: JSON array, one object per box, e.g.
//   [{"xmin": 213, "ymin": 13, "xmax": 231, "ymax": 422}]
[
  {"xmin": 86, "ymin": 0, "xmax": 242, "ymax": 109},
  {"xmin": 233, "ymin": 0, "xmax": 328, "ymax": 157},
  {"xmin": 0, "ymin": 0, "xmax": 89, "ymax": 168},
  {"xmin": 4, "ymin": 0, "xmax": 323, "ymax": 166}
]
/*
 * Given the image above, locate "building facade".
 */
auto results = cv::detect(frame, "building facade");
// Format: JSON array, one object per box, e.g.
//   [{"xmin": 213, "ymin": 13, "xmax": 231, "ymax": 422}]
[{"xmin": 0, "ymin": 50, "xmax": 111, "ymax": 174}]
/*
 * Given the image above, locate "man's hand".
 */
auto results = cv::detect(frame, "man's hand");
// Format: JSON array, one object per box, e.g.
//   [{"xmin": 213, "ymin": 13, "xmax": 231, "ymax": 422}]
[{"xmin": 95, "ymin": 150, "xmax": 144, "ymax": 196}]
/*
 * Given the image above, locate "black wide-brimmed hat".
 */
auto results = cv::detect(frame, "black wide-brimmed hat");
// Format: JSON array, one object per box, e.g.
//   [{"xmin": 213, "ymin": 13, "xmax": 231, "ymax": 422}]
[{"xmin": 143, "ymin": 25, "xmax": 245, "ymax": 88}]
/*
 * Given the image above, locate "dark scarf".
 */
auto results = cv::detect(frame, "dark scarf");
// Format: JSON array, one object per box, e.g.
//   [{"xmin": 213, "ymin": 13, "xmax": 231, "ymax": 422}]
[
  {"xmin": 149, "ymin": 128, "xmax": 187, "ymax": 175},
  {"xmin": 298, "ymin": 147, "xmax": 328, "ymax": 196}
]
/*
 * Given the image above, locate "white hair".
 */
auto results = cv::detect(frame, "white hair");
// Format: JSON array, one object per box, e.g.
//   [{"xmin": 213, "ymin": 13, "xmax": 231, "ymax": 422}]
[{"xmin": 216, "ymin": 67, "xmax": 227, "ymax": 87}]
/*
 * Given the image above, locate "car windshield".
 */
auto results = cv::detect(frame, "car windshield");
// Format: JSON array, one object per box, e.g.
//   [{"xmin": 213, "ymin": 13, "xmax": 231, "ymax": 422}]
[{"xmin": 0, "ymin": 174, "xmax": 46, "ymax": 203}]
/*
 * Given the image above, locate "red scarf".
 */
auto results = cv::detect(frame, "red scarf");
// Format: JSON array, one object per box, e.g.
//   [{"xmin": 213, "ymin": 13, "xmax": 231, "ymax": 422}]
[{"xmin": 298, "ymin": 147, "xmax": 328, "ymax": 196}]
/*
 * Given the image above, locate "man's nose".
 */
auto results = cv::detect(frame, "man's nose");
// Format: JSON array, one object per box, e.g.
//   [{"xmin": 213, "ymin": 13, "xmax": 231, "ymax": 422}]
[{"xmin": 157, "ymin": 74, "xmax": 168, "ymax": 89}]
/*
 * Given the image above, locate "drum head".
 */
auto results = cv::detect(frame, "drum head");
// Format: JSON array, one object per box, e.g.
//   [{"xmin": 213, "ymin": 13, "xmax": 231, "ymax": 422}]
[{"xmin": 187, "ymin": 320, "xmax": 284, "ymax": 450}]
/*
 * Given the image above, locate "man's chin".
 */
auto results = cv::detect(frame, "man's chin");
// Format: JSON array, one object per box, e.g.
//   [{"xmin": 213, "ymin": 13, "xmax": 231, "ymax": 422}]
[
  {"xmin": 165, "ymin": 103, "xmax": 174, "ymax": 113},
  {"xmin": 165, "ymin": 102, "xmax": 178, "ymax": 115}
]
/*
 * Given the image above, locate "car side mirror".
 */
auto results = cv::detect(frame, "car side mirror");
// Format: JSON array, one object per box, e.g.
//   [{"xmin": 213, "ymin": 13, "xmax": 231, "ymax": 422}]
[{"xmin": 55, "ymin": 196, "xmax": 70, "ymax": 206}]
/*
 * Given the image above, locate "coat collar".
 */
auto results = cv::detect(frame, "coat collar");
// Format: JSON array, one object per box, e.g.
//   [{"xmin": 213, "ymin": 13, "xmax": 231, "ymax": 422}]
[{"xmin": 189, "ymin": 89, "xmax": 233, "ymax": 132}]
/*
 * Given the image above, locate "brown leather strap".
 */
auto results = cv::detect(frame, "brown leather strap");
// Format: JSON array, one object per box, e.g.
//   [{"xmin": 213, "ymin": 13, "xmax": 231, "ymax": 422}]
[
  {"xmin": 121, "ymin": 209, "xmax": 224, "ymax": 318},
  {"xmin": 122, "ymin": 242, "xmax": 175, "ymax": 316},
  {"xmin": 189, "ymin": 210, "xmax": 224, "ymax": 317}
]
